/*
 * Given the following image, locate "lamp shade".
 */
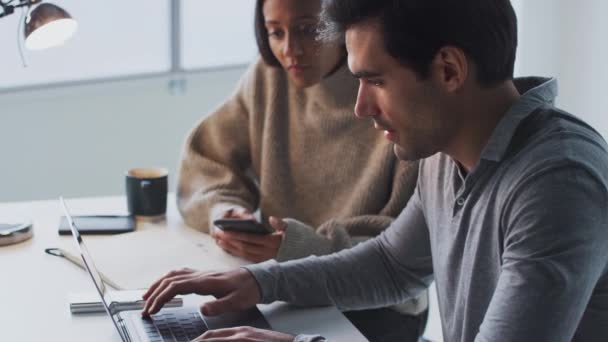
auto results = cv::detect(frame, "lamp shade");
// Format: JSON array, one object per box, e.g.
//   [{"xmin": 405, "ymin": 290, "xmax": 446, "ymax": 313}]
[{"xmin": 24, "ymin": 3, "xmax": 77, "ymax": 50}]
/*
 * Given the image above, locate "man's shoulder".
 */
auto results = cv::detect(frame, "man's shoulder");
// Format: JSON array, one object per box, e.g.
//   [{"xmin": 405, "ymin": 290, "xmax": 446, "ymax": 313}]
[
  {"xmin": 416, "ymin": 106, "xmax": 608, "ymax": 196},
  {"xmin": 502, "ymin": 106, "xmax": 608, "ymax": 185},
  {"xmin": 510, "ymin": 107, "xmax": 606, "ymax": 156}
]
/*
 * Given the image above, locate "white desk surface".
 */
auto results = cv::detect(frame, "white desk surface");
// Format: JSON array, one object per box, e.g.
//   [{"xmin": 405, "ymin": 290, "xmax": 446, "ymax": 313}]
[{"xmin": 0, "ymin": 195, "xmax": 367, "ymax": 341}]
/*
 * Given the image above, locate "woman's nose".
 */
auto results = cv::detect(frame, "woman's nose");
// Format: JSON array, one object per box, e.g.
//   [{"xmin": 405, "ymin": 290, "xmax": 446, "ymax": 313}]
[{"xmin": 283, "ymin": 33, "xmax": 303, "ymax": 57}]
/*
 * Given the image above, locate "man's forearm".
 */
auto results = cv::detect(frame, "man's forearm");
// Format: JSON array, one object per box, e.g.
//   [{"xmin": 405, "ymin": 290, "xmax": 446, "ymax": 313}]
[{"xmin": 245, "ymin": 232, "xmax": 430, "ymax": 310}]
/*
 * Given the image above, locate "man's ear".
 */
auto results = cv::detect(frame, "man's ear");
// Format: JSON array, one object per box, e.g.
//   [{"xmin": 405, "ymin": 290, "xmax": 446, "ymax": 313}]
[{"xmin": 431, "ymin": 46, "xmax": 468, "ymax": 93}]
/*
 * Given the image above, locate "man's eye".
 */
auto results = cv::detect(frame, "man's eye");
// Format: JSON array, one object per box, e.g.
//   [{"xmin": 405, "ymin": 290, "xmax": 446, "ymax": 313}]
[
  {"xmin": 368, "ymin": 79, "xmax": 384, "ymax": 86},
  {"xmin": 298, "ymin": 24, "xmax": 317, "ymax": 35}
]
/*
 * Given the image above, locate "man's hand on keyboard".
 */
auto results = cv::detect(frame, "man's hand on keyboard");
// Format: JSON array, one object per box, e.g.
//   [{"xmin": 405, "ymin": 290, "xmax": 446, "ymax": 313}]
[
  {"xmin": 141, "ymin": 268, "xmax": 260, "ymax": 317},
  {"xmin": 192, "ymin": 326, "xmax": 294, "ymax": 342}
]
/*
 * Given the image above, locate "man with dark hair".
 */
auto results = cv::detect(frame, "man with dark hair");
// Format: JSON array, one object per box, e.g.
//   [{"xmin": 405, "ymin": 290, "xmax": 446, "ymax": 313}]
[{"xmin": 142, "ymin": 0, "xmax": 608, "ymax": 341}]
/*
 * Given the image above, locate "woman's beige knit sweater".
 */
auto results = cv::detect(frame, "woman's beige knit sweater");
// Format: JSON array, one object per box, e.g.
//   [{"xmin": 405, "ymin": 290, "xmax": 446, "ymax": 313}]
[{"xmin": 177, "ymin": 57, "xmax": 419, "ymax": 262}]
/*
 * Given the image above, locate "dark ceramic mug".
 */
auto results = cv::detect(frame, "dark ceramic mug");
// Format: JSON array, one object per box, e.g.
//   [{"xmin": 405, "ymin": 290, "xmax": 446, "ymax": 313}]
[{"xmin": 126, "ymin": 168, "xmax": 168, "ymax": 220}]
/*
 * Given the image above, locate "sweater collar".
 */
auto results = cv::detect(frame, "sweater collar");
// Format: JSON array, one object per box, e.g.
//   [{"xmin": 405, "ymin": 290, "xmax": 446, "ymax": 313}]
[{"xmin": 303, "ymin": 61, "xmax": 358, "ymax": 111}]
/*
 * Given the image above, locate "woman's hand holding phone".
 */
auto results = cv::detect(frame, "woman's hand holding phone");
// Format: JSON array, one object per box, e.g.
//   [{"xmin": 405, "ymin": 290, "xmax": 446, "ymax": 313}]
[
  {"xmin": 212, "ymin": 212, "xmax": 287, "ymax": 263},
  {"xmin": 222, "ymin": 208, "xmax": 256, "ymax": 220}
]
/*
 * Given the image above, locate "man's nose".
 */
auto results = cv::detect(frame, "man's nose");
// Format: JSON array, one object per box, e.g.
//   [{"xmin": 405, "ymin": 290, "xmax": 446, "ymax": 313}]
[{"xmin": 354, "ymin": 84, "xmax": 375, "ymax": 119}]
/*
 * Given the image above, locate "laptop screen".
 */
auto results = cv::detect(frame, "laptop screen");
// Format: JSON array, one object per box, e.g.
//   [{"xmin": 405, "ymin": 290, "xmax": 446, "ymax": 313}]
[{"xmin": 60, "ymin": 197, "xmax": 128, "ymax": 342}]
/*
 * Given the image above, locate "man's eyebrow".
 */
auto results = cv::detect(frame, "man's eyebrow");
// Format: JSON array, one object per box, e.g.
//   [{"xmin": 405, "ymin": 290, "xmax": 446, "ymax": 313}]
[
  {"xmin": 294, "ymin": 15, "xmax": 318, "ymax": 21},
  {"xmin": 351, "ymin": 70, "xmax": 383, "ymax": 79}
]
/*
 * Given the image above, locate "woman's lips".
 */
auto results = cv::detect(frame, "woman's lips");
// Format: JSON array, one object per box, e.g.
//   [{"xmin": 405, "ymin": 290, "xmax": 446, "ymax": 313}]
[{"xmin": 288, "ymin": 64, "xmax": 309, "ymax": 74}]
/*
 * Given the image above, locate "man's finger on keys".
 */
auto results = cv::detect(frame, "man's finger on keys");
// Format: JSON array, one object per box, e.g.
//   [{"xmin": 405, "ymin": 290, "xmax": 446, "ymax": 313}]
[
  {"xmin": 148, "ymin": 279, "xmax": 190, "ymax": 315},
  {"xmin": 143, "ymin": 268, "xmax": 194, "ymax": 300},
  {"xmin": 143, "ymin": 274, "xmax": 192, "ymax": 315}
]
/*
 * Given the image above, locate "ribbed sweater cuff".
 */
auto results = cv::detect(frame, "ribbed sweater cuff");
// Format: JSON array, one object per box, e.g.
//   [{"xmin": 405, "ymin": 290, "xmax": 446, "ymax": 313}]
[
  {"xmin": 276, "ymin": 219, "xmax": 334, "ymax": 261},
  {"xmin": 242, "ymin": 260, "xmax": 281, "ymax": 304}
]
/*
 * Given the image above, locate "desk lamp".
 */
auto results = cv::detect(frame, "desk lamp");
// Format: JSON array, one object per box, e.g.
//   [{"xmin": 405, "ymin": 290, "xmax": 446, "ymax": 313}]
[{"xmin": 0, "ymin": 0, "xmax": 77, "ymax": 50}]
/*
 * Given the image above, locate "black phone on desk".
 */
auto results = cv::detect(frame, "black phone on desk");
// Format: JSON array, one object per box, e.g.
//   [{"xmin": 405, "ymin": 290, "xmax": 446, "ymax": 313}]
[
  {"xmin": 58, "ymin": 215, "xmax": 135, "ymax": 235},
  {"xmin": 213, "ymin": 218, "xmax": 273, "ymax": 235}
]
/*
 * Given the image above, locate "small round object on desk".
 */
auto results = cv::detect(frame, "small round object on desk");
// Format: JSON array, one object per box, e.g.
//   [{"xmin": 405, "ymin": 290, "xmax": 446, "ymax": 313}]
[{"xmin": 0, "ymin": 222, "xmax": 34, "ymax": 246}]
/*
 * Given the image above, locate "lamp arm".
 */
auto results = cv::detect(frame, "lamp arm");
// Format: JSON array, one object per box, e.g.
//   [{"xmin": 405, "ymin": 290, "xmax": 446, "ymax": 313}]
[{"xmin": 0, "ymin": 0, "xmax": 41, "ymax": 18}]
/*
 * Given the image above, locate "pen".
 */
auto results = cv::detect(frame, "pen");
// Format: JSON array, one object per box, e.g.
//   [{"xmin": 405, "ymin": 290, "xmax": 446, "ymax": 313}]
[{"xmin": 44, "ymin": 247, "xmax": 123, "ymax": 290}]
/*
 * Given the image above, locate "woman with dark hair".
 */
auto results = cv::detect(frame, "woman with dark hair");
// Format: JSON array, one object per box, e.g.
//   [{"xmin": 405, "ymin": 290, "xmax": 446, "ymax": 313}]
[
  {"xmin": 178, "ymin": 0, "xmax": 419, "ymax": 265},
  {"xmin": 175, "ymin": 0, "xmax": 424, "ymax": 340}
]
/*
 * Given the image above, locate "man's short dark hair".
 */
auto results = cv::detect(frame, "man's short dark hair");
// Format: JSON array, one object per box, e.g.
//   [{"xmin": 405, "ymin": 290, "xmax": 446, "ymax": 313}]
[
  {"xmin": 254, "ymin": 0, "xmax": 281, "ymax": 67},
  {"xmin": 321, "ymin": 0, "xmax": 518, "ymax": 86}
]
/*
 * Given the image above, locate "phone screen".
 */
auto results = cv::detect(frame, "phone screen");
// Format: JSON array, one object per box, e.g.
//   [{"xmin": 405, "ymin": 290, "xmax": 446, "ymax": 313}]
[
  {"xmin": 213, "ymin": 218, "xmax": 272, "ymax": 235},
  {"xmin": 58, "ymin": 215, "xmax": 135, "ymax": 235}
]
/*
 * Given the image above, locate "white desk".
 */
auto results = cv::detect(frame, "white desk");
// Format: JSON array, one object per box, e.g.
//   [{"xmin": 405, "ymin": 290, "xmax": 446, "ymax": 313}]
[{"xmin": 0, "ymin": 196, "xmax": 367, "ymax": 341}]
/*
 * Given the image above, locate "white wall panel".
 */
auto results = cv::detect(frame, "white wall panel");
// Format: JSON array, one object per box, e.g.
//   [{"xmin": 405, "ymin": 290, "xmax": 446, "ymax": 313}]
[
  {"xmin": 0, "ymin": 0, "xmax": 171, "ymax": 89},
  {"xmin": 180, "ymin": 0, "xmax": 257, "ymax": 69}
]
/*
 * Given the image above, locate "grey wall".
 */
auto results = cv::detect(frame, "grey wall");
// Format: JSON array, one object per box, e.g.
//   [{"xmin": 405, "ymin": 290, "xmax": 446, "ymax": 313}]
[
  {"xmin": 514, "ymin": 0, "xmax": 608, "ymax": 139},
  {"xmin": 0, "ymin": 67, "xmax": 246, "ymax": 202}
]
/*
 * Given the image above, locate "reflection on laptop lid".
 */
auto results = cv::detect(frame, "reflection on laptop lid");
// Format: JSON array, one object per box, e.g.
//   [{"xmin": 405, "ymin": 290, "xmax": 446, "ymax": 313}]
[{"xmin": 60, "ymin": 197, "xmax": 131, "ymax": 341}]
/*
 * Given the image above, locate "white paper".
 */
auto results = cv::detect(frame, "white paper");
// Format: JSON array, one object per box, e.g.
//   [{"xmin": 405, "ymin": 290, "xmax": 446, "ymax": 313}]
[{"xmin": 63, "ymin": 225, "xmax": 250, "ymax": 290}]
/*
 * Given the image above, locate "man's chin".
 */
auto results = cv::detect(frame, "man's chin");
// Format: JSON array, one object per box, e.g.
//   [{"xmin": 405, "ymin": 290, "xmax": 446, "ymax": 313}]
[{"xmin": 393, "ymin": 144, "xmax": 431, "ymax": 161}]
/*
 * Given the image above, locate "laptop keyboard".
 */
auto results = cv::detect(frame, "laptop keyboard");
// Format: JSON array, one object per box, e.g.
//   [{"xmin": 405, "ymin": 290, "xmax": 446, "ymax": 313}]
[{"xmin": 142, "ymin": 310, "xmax": 208, "ymax": 342}]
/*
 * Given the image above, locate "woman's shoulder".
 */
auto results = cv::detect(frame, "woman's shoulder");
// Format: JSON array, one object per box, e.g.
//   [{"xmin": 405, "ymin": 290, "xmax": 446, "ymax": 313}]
[
  {"xmin": 241, "ymin": 56, "xmax": 289, "ymax": 91},
  {"xmin": 222, "ymin": 56, "xmax": 292, "ymax": 123}
]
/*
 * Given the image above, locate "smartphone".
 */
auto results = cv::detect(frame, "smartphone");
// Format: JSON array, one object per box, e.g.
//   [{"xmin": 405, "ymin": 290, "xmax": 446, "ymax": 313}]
[
  {"xmin": 213, "ymin": 218, "xmax": 273, "ymax": 235},
  {"xmin": 58, "ymin": 215, "xmax": 135, "ymax": 235}
]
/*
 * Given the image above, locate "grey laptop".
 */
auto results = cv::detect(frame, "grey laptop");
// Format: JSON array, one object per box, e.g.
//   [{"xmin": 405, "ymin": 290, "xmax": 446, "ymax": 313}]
[{"xmin": 60, "ymin": 197, "xmax": 269, "ymax": 342}]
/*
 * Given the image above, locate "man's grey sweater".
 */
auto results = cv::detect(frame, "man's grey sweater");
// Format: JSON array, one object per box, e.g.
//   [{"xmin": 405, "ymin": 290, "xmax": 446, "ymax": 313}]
[{"xmin": 246, "ymin": 77, "xmax": 608, "ymax": 342}]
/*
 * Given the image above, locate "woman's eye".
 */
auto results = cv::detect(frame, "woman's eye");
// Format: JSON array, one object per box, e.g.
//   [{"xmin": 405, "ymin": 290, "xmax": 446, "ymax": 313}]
[{"xmin": 267, "ymin": 30, "xmax": 284, "ymax": 38}]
